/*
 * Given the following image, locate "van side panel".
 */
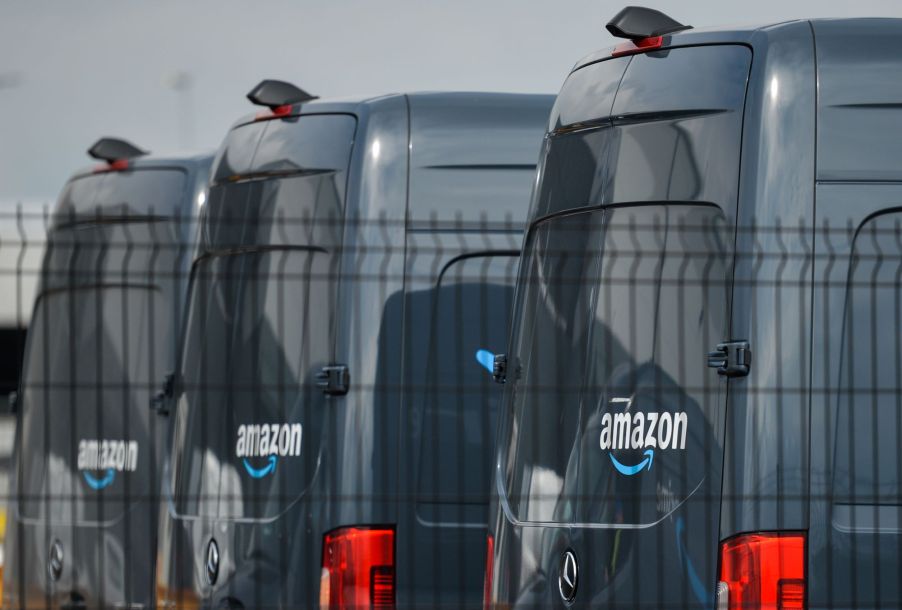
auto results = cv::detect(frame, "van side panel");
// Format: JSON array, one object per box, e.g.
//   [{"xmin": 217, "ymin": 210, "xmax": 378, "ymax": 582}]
[
  {"xmin": 331, "ymin": 95, "xmax": 410, "ymax": 533},
  {"xmin": 814, "ymin": 19, "xmax": 902, "ymax": 182},
  {"xmin": 721, "ymin": 22, "xmax": 817, "ymax": 538},
  {"xmin": 406, "ymin": 93, "xmax": 554, "ymax": 227}
]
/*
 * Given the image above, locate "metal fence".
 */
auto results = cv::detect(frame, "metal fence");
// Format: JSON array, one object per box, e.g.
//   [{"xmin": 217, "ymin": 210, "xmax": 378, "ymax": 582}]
[{"xmin": 0, "ymin": 203, "xmax": 900, "ymax": 609}]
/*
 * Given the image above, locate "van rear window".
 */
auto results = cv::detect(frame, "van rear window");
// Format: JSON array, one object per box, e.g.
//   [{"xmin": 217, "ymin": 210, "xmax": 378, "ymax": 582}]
[
  {"xmin": 172, "ymin": 114, "xmax": 354, "ymax": 521},
  {"xmin": 19, "ymin": 285, "xmax": 170, "ymax": 525},
  {"xmin": 501, "ymin": 204, "xmax": 730, "ymax": 527},
  {"xmin": 173, "ymin": 249, "xmax": 334, "ymax": 520}
]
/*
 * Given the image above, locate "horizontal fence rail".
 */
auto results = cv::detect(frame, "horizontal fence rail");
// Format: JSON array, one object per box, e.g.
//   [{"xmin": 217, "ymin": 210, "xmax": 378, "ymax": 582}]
[{"xmin": 0, "ymin": 204, "xmax": 899, "ymax": 609}]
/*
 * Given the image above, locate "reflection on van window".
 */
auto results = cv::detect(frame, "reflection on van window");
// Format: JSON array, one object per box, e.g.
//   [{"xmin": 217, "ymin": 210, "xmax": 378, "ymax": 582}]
[
  {"xmin": 174, "ymin": 249, "xmax": 334, "ymax": 520},
  {"xmin": 19, "ymin": 285, "xmax": 167, "ymax": 524},
  {"xmin": 503, "ymin": 212, "xmax": 604, "ymax": 523},
  {"xmin": 54, "ymin": 169, "xmax": 187, "ymax": 226},
  {"xmin": 502, "ymin": 205, "xmax": 729, "ymax": 527}
]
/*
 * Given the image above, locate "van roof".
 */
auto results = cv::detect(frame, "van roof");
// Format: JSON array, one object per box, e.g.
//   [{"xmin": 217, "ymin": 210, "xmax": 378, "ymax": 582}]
[
  {"xmin": 573, "ymin": 17, "xmax": 902, "ymax": 72},
  {"xmin": 70, "ymin": 151, "xmax": 213, "ymax": 181},
  {"xmin": 229, "ymin": 91, "xmax": 555, "ymax": 131}
]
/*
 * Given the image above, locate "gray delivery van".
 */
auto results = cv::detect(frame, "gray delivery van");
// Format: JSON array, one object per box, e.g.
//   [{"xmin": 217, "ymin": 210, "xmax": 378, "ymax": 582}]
[
  {"xmin": 486, "ymin": 7, "xmax": 902, "ymax": 610},
  {"xmin": 153, "ymin": 83, "xmax": 553, "ymax": 609},
  {"xmin": 3, "ymin": 140, "xmax": 211, "ymax": 610}
]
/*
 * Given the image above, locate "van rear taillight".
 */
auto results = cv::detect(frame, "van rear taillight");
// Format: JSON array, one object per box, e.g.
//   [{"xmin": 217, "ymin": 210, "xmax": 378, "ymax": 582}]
[
  {"xmin": 718, "ymin": 532, "xmax": 806, "ymax": 610},
  {"xmin": 320, "ymin": 526, "xmax": 395, "ymax": 609},
  {"xmin": 611, "ymin": 35, "xmax": 663, "ymax": 57},
  {"xmin": 483, "ymin": 533, "xmax": 494, "ymax": 610}
]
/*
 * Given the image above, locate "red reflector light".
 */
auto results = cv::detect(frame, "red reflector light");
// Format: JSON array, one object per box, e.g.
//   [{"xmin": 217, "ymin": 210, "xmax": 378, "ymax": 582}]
[
  {"xmin": 483, "ymin": 533, "xmax": 494, "ymax": 610},
  {"xmin": 611, "ymin": 35, "xmax": 664, "ymax": 57},
  {"xmin": 719, "ymin": 532, "xmax": 806, "ymax": 610},
  {"xmin": 321, "ymin": 526, "xmax": 395, "ymax": 609},
  {"xmin": 255, "ymin": 103, "xmax": 294, "ymax": 121},
  {"xmin": 92, "ymin": 159, "xmax": 130, "ymax": 173}
]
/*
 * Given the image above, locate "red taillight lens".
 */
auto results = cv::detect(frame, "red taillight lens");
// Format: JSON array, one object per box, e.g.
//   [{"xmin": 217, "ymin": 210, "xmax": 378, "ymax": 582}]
[
  {"xmin": 92, "ymin": 159, "xmax": 130, "ymax": 173},
  {"xmin": 255, "ymin": 104, "xmax": 294, "ymax": 121},
  {"xmin": 483, "ymin": 533, "xmax": 494, "ymax": 610},
  {"xmin": 611, "ymin": 35, "xmax": 664, "ymax": 57},
  {"xmin": 320, "ymin": 526, "xmax": 395, "ymax": 609},
  {"xmin": 719, "ymin": 532, "xmax": 806, "ymax": 610}
]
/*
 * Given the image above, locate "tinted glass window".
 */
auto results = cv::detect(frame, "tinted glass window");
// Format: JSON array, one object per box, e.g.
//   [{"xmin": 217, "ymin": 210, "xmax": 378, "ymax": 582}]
[
  {"xmin": 531, "ymin": 128, "xmax": 614, "ymax": 219},
  {"xmin": 502, "ymin": 212, "xmax": 604, "ymax": 523},
  {"xmin": 17, "ymin": 169, "xmax": 190, "ymax": 525},
  {"xmin": 204, "ymin": 174, "xmax": 345, "ymax": 251},
  {"xmin": 573, "ymin": 205, "xmax": 728, "ymax": 527},
  {"xmin": 502, "ymin": 204, "xmax": 729, "ymax": 526},
  {"xmin": 19, "ymin": 286, "xmax": 169, "ymax": 524},
  {"xmin": 174, "ymin": 250, "xmax": 334, "ymax": 520},
  {"xmin": 173, "ymin": 114, "xmax": 353, "ymax": 521}
]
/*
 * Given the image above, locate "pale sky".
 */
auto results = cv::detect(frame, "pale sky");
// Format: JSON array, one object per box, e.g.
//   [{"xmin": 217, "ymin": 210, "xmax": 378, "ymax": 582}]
[{"xmin": 3, "ymin": 0, "xmax": 902, "ymax": 202}]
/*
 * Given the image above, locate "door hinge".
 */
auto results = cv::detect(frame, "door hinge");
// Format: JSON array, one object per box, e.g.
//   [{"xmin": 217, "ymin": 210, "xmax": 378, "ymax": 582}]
[
  {"xmin": 707, "ymin": 341, "xmax": 751, "ymax": 378},
  {"xmin": 317, "ymin": 364, "xmax": 350, "ymax": 396}
]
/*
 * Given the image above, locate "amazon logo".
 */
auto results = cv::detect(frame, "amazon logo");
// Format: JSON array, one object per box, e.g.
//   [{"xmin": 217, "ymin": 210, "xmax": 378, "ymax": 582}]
[
  {"xmin": 77, "ymin": 439, "xmax": 138, "ymax": 490},
  {"xmin": 599, "ymin": 398, "xmax": 688, "ymax": 476},
  {"xmin": 235, "ymin": 423, "xmax": 302, "ymax": 479}
]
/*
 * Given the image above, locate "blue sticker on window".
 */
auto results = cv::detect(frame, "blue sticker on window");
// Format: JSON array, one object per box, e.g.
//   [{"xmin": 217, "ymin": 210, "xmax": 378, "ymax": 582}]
[{"xmin": 475, "ymin": 349, "xmax": 495, "ymax": 374}]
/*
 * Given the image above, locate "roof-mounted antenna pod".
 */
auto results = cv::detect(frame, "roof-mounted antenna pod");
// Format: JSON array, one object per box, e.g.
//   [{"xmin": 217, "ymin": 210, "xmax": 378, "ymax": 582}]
[
  {"xmin": 87, "ymin": 137, "xmax": 148, "ymax": 163},
  {"xmin": 606, "ymin": 6, "xmax": 691, "ymax": 41},
  {"xmin": 246, "ymin": 79, "xmax": 317, "ymax": 110}
]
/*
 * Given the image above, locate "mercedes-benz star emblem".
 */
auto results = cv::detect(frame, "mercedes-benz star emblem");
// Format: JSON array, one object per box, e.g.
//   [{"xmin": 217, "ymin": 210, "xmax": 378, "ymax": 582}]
[
  {"xmin": 558, "ymin": 549, "xmax": 578, "ymax": 603},
  {"xmin": 48, "ymin": 539, "xmax": 64, "ymax": 582},
  {"xmin": 205, "ymin": 538, "xmax": 220, "ymax": 586}
]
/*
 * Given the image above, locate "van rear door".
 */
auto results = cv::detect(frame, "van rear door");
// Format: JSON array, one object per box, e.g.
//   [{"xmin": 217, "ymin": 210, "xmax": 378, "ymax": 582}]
[
  {"xmin": 14, "ymin": 168, "xmax": 189, "ymax": 607},
  {"xmin": 165, "ymin": 114, "xmax": 355, "ymax": 607},
  {"xmin": 173, "ymin": 114, "xmax": 354, "ymax": 520},
  {"xmin": 496, "ymin": 45, "xmax": 750, "ymax": 608}
]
